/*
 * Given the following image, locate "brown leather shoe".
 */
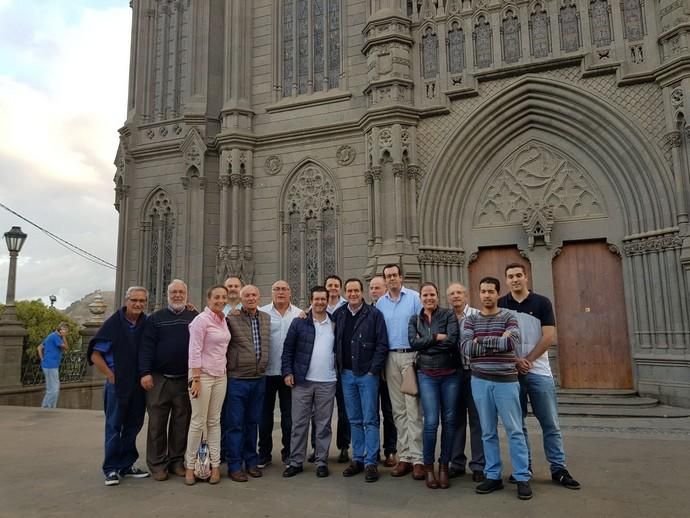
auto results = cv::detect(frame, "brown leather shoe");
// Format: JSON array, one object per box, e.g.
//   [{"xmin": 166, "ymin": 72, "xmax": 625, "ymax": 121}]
[
  {"xmin": 391, "ymin": 461, "xmax": 413, "ymax": 477},
  {"xmin": 209, "ymin": 467, "xmax": 221, "ymax": 485},
  {"xmin": 152, "ymin": 470, "xmax": 168, "ymax": 481},
  {"xmin": 184, "ymin": 468, "xmax": 196, "ymax": 486},
  {"xmin": 383, "ymin": 453, "xmax": 397, "ymax": 468},
  {"xmin": 438, "ymin": 464, "xmax": 450, "ymax": 489},
  {"xmin": 412, "ymin": 463, "xmax": 426, "ymax": 480},
  {"xmin": 229, "ymin": 470, "xmax": 248, "ymax": 482},
  {"xmin": 171, "ymin": 465, "xmax": 186, "ymax": 477},
  {"xmin": 247, "ymin": 467, "xmax": 263, "ymax": 478},
  {"xmin": 424, "ymin": 464, "xmax": 439, "ymax": 489}
]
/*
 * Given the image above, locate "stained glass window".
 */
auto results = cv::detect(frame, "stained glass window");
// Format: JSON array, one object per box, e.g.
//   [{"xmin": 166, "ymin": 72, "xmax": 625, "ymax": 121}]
[
  {"xmin": 590, "ymin": 0, "xmax": 612, "ymax": 48},
  {"xmin": 422, "ymin": 27, "xmax": 439, "ymax": 79},
  {"xmin": 622, "ymin": 0, "xmax": 644, "ymax": 42},
  {"xmin": 448, "ymin": 21, "xmax": 465, "ymax": 75},
  {"xmin": 559, "ymin": 3, "xmax": 581, "ymax": 53},
  {"xmin": 144, "ymin": 191, "xmax": 174, "ymax": 311},
  {"xmin": 502, "ymin": 11, "xmax": 521, "ymax": 64},
  {"xmin": 475, "ymin": 16, "xmax": 493, "ymax": 69},
  {"xmin": 530, "ymin": 6, "xmax": 550, "ymax": 58}
]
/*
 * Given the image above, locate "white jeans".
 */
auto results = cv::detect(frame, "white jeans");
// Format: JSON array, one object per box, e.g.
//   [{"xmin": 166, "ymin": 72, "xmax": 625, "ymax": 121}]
[{"xmin": 184, "ymin": 373, "xmax": 227, "ymax": 468}]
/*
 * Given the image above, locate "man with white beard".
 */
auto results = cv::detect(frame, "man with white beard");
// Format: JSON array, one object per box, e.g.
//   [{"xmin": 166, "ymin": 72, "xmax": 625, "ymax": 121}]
[{"xmin": 139, "ymin": 279, "xmax": 199, "ymax": 481}]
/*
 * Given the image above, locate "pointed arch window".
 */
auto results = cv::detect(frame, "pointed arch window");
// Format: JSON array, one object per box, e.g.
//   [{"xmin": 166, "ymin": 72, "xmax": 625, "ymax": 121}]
[
  {"xmin": 501, "ymin": 9, "xmax": 521, "ymax": 64},
  {"xmin": 474, "ymin": 15, "xmax": 493, "ymax": 69},
  {"xmin": 422, "ymin": 26, "xmax": 439, "ymax": 79},
  {"xmin": 142, "ymin": 190, "xmax": 175, "ymax": 311},
  {"xmin": 447, "ymin": 21, "xmax": 465, "ymax": 75},
  {"xmin": 281, "ymin": 0, "xmax": 341, "ymax": 97},
  {"xmin": 589, "ymin": 0, "xmax": 612, "ymax": 48},
  {"xmin": 559, "ymin": 2, "xmax": 581, "ymax": 53},
  {"xmin": 530, "ymin": 4, "xmax": 551, "ymax": 58},
  {"xmin": 622, "ymin": 0, "xmax": 644, "ymax": 42},
  {"xmin": 281, "ymin": 165, "xmax": 338, "ymax": 306}
]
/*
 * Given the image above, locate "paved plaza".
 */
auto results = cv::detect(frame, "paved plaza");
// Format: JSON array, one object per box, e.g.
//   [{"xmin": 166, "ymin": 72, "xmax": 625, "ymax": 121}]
[{"xmin": 1, "ymin": 405, "xmax": 689, "ymax": 518}]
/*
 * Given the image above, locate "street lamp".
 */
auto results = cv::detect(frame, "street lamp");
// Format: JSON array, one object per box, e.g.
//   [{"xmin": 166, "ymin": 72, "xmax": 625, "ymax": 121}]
[
  {"xmin": 49, "ymin": 295, "xmax": 57, "ymax": 308},
  {"xmin": 4, "ymin": 226, "xmax": 27, "ymax": 305}
]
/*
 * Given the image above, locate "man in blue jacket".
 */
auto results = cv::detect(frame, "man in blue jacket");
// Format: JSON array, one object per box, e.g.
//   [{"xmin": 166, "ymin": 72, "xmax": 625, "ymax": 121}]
[
  {"xmin": 282, "ymin": 286, "xmax": 337, "ymax": 478},
  {"xmin": 334, "ymin": 278, "xmax": 389, "ymax": 482}
]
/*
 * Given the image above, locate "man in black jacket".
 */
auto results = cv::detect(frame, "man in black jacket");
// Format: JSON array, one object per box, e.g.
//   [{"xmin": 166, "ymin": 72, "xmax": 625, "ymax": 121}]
[
  {"xmin": 334, "ymin": 278, "xmax": 389, "ymax": 482},
  {"xmin": 282, "ymin": 286, "xmax": 337, "ymax": 478},
  {"xmin": 139, "ymin": 279, "xmax": 197, "ymax": 481}
]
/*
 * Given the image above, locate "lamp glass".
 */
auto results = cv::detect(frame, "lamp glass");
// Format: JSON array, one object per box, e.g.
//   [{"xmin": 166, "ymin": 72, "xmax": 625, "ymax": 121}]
[{"xmin": 4, "ymin": 226, "xmax": 27, "ymax": 253}]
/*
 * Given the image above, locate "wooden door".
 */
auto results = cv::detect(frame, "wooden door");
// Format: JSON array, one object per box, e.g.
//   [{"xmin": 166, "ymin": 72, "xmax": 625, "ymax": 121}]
[
  {"xmin": 467, "ymin": 246, "xmax": 532, "ymax": 307},
  {"xmin": 552, "ymin": 241, "xmax": 633, "ymax": 389}
]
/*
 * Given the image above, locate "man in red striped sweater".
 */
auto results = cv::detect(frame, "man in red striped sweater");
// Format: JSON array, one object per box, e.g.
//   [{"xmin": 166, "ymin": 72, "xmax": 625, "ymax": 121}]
[{"xmin": 461, "ymin": 276, "xmax": 533, "ymax": 501}]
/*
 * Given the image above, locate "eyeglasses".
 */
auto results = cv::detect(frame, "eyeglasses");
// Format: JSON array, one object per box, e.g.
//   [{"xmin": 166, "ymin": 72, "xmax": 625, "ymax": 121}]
[
  {"xmin": 272, "ymin": 287, "xmax": 290, "ymax": 292},
  {"xmin": 128, "ymin": 298, "xmax": 147, "ymax": 304}
]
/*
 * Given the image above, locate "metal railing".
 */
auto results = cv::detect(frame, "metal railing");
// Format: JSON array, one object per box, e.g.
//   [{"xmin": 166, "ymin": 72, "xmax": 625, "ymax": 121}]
[{"xmin": 20, "ymin": 339, "xmax": 89, "ymax": 386}]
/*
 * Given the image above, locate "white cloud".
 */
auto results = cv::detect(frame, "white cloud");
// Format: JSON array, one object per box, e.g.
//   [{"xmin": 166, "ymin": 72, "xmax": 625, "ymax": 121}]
[{"xmin": 0, "ymin": 4, "xmax": 130, "ymax": 307}]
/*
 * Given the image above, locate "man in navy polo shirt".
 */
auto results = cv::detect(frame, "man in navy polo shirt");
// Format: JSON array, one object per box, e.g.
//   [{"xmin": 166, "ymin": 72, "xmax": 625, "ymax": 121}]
[{"xmin": 498, "ymin": 263, "xmax": 580, "ymax": 490}]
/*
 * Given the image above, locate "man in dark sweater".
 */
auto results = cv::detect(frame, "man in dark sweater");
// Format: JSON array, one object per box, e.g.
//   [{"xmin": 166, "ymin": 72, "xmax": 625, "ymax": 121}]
[
  {"xmin": 88, "ymin": 286, "xmax": 151, "ymax": 486},
  {"xmin": 139, "ymin": 279, "xmax": 198, "ymax": 481},
  {"xmin": 334, "ymin": 278, "xmax": 388, "ymax": 483}
]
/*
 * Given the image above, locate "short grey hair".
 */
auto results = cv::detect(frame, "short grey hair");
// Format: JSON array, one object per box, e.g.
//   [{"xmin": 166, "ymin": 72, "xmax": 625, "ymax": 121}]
[
  {"xmin": 56, "ymin": 322, "xmax": 69, "ymax": 331},
  {"xmin": 168, "ymin": 279, "xmax": 187, "ymax": 292},
  {"xmin": 125, "ymin": 286, "xmax": 148, "ymax": 300}
]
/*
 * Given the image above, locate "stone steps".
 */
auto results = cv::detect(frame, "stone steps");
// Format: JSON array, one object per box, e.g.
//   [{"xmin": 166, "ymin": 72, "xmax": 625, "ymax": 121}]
[{"xmin": 549, "ymin": 388, "xmax": 690, "ymax": 418}]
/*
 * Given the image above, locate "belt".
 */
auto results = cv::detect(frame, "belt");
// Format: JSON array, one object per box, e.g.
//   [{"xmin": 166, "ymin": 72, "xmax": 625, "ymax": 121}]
[
  {"xmin": 391, "ymin": 348, "xmax": 414, "ymax": 353},
  {"xmin": 162, "ymin": 374, "xmax": 186, "ymax": 379}
]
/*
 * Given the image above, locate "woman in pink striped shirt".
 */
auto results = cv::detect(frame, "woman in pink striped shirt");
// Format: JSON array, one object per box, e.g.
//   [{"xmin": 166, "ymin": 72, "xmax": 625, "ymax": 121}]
[{"xmin": 184, "ymin": 285, "xmax": 231, "ymax": 485}]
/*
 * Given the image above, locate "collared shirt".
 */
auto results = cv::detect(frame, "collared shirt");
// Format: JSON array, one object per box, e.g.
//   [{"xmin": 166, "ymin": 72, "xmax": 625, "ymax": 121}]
[
  {"xmin": 347, "ymin": 302, "xmax": 364, "ymax": 316},
  {"xmin": 326, "ymin": 296, "xmax": 347, "ymax": 315},
  {"xmin": 248, "ymin": 311, "xmax": 261, "ymax": 360},
  {"xmin": 188, "ymin": 307, "xmax": 231, "ymax": 377},
  {"xmin": 376, "ymin": 286, "xmax": 422, "ymax": 349},
  {"xmin": 223, "ymin": 301, "xmax": 242, "ymax": 317},
  {"xmin": 306, "ymin": 315, "xmax": 337, "ymax": 382},
  {"xmin": 259, "ymin": 302, "xmax": 302, "ymax": 376}
]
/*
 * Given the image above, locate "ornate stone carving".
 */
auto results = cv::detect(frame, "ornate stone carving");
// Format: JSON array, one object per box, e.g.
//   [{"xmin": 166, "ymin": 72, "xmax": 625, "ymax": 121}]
[
  {"xmin": 184, "ymin": 146, "xmax": 202, "ymax": 168},
  {"xmin": 336, "ymin": 145, "xmax": 356, "ymax": 166},
  {"xmin": 608, "ymin": 243, "xmax": 622, "ymax": 257},
  {"xmin": 418, "ymin": 248, "xmax": 466, "ymax": 266},
  {"xmin": 265, "ymin": 155, "xmax": 282, "ymax": 175},
  {"xmin": 622, "ymin": 230, "xmax": 683, "ymax": 256},
  {"xmin": 379, "ymin": 129, "xmax": 393, "ymax": 147},
  {"xmin": 217, "ymin": 174, "xmax": 231, "ymax": 188},
  {"xmin": 476, "ymin": 143, "xmax": 606, "ymax": 227},
  {"xmin": 241, "ymin": 176, "xmax": 254, "ymax": 188},
  {"xmin": 671, "ymin": 88, "xmax": 684, "ymax": 109},
  {"xmin": 230, "ymin": 174, "xmax": 242, "ymax": 187},
  {"xmin": 159, "ymin": 126, "xmax": 168, "ymax": 136},
  {"xmin": 392, "ymin": 163, "xmax": 405, "ymax": 178},
  {"xmin": 286, "ymin": 166, "xmax": 336, "ymax": 218},
  {"xmin": 522, "ymin": 202, "xmax": 555, "ymax": 249}
]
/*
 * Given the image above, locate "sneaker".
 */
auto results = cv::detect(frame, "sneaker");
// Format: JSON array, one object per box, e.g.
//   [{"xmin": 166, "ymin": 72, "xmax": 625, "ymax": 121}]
[
  {"xmin": 475, "ymin": 478, "xmax": 504, "ymax": 494},
  {"xmin": 517, "ymin": 481, "xmax": 533, "ymax": 500},
  {"xmin": 120, "ymin": 466, "xmax": 150, "ymax": 478},
  {"xmin": 509, "ymin": 468, "xmax": 533, "ymax": 484},
  {"xmin": 257, "ymin": 456, "xmax": 272, "ymax": 469},
  {"xmin": 104, "ymin": 471, "xmax": 120, "ymax": 486},
  {"xmin": 552, "ymin": 469, "xmax": 581, "ymax": 490}
]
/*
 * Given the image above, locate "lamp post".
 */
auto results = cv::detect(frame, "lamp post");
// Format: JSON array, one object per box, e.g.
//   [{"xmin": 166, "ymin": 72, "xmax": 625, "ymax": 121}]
[
  {"xmin": 49, "ymin": 294, "xmax": 57, "ymax": 308},
  {"xmin": 4, "ymin": 226, "xmax": 28, "ymax": 305},
  {"xmin": 1, "ymin": 226, "xmax": 28, "ymax": 388}
]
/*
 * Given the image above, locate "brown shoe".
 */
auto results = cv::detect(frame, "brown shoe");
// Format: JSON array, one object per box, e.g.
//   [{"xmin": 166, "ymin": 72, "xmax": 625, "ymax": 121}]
[
  {"xmin": 229, "ymin": 470, "xmax": 248, "ymax": 482},
  {"xmin": 438, "ymin": 464, "xmax": 450, "ymax": 489},
  {"xmin": 383, "ymin": 453, "xmax": 397, "ymax": 468},
  {"xmin": 184, "ymin": 468, "xmax": 196, "ymax": 486},
  {"xmin": 152, "ymin": 470, "xmax": 168, "ymax": 481},
  {"xmin": 413, "ymin": 463, "xmax": 426, "ymax": 480},
  {"xmin": 391, "ymin": 461, "xmax": 413, "ymax": 477},
  {"xmin": 209, "ymin": 467, "xmax": 221, "ymax": 484},
  {"xmin": 247, "ymin": 467, "xmax": 262, "ymax": 478},
  {"xmin": 424, "ymin": 464, "xmax": 439, "ymax": 489},
  {"xmin": 171, "ymin": 465, "xmax": 186, "ymax": 477}
]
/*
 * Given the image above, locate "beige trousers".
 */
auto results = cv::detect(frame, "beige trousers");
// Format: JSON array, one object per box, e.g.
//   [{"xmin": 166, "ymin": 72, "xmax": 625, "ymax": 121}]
[
  {"xmin": 385, "ymin": 351, "xmax": 423, "ymax": 464},
  {"xmin": 184, "ymin": 373, "xmax": 227, "ymax": 468}
]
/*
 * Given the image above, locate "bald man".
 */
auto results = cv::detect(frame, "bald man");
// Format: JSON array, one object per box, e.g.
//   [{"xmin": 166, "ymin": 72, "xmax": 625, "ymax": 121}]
[{"xmin": 446, "ymin": 282, "xmax": 485, "ymax": 482}]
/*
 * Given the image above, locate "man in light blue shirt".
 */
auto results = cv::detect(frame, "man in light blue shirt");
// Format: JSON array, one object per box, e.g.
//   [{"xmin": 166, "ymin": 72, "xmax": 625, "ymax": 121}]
[
  {"xmin": 258, "ymin": 280, "xmax": 302, "ymax": 468},
  {"xmin": 375, "ymin": 264, "xmax": 424, "ymax": 480}
]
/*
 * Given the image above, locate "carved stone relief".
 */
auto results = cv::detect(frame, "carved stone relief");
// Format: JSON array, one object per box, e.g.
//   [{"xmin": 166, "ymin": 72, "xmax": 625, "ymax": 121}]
[
  {"xmin": 286, "ymin": 166, "xmax": 336, "ymax": 219},
  {"xmin": 265, "ymin": 155, "xmax": 283, "ymax": 175},
  {"xmin": 336, "ymin": 145, "xmax": 356, "ymax": 166},
  {"xmin": 622, "ymin": 230, "xmax": 683, "ymax": 256},
  {"xmin": 475, "ymin": 143, "xmax": 606, "ymax": 227}
]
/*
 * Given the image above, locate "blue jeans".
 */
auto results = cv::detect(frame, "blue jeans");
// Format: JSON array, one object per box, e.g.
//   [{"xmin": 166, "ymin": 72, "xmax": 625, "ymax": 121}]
[
  {"xmin": 418, "ymin": 371, "xmax": 460, "ymax": 464},
  {"xmin": 41, "ymin": 367, "xmax": 60, "ymax": 408},
  {"xmin": 341, "ymin": 370, "xmax": 380, "ymax": 466},
  {"xmin": 471, "ymin": 377, "xmax": 530, "ymax": 481},
  {"xmin": 519, "ymin": 373, "xmax": 566, "ymax": 474},
  {"xmin": 103, "ymin": 381, "xmax": 146, "ymax": 475},
  {"xmin": 224, "ymin": 377, "xmax": 266, "ymax": 473}
]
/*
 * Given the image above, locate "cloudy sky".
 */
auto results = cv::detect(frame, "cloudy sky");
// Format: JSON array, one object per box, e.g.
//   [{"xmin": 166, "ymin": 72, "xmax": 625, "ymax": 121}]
[{"xmin": 0, "ymin": 0, "xmax": 130, "ymax": 308}]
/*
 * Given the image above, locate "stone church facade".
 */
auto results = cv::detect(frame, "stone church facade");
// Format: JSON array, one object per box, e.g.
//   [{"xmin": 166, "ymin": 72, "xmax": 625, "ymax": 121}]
[{"xmin": 113, "ymin": 0, "xmax": 690, "ymax": 406}]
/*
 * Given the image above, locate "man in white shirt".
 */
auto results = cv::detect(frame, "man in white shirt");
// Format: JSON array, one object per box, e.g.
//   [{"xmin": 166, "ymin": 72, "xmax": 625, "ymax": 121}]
[
  {"xmin": 282, "ymin": 286, "xmax": 338, "ymax": 478},
  {"xmin": 258, "ymin": 280, "xmax": 302, "ymax": 468}
]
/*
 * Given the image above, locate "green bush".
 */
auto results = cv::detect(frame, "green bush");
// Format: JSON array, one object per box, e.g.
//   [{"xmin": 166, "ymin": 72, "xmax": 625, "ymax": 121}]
[{"xmin": 0, "ymin": 300, "xmax": 81, "ymax": 358}]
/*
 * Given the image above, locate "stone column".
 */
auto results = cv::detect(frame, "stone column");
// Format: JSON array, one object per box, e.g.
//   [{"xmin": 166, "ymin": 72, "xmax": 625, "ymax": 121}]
[
  {"xmin": 80, "ymin": 291, "xmax": 107, "ymax": 409},
  {"xmin": 0, "ymin": 308, "xmax": 27, "ymax": 388}
]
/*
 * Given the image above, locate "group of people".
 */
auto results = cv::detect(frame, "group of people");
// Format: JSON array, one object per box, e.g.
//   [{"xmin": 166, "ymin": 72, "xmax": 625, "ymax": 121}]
[{"xmin": 84, "ymin": 262, "xmax": 580, "ymax": 500}]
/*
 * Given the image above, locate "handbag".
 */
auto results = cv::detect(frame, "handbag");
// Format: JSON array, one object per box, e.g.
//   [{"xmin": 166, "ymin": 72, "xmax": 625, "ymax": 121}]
[
  {"xmin": 400, "ymin": 363, "xmax": 418, "ymax": 396},
  {"xmin": 193, "ymin": 434, "xmax": 211, "ymax": 480}
]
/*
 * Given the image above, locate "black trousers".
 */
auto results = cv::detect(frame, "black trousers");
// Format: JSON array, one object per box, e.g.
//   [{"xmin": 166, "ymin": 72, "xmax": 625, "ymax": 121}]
[
  {"xmin": 258, "ymin": 375, "xmax": 292, "ymax": 461},
  {"xmin": 379, "ymin": 378, "xmax": 397, "ymax": 455}
]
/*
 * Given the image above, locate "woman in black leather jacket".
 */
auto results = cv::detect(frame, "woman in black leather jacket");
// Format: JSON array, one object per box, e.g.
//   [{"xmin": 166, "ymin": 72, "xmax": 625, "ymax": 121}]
[{"xmin": 408, "ymin": 282, "xmax": 460, "ymax": 490}]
